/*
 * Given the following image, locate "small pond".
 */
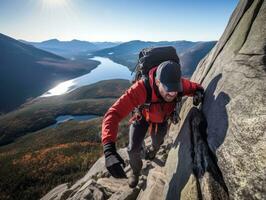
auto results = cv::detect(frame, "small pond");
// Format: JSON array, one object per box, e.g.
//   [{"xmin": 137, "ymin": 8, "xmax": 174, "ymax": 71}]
[{"xmin": 48, "ymin": 114, "xmax": 99, "ymax": 128}]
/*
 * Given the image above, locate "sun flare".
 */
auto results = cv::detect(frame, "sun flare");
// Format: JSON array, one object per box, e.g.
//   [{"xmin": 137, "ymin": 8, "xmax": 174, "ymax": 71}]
[{"xmin": 42, "ymin": 0, "xmax": 67, "ymax": 7}]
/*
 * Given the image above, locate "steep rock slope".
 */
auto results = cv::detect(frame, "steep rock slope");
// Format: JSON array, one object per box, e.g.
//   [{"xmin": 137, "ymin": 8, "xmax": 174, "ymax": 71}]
[{"xmin": 163, "ymin": 0, "xmax": 266, "ymax": 199}]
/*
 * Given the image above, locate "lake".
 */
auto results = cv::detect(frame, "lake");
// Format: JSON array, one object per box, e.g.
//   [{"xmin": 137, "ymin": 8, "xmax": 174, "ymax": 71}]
[
  {"xmin": 42, "ymin": 56, "xmax": 133, "ymax": 97},
  {"xmin": 48, "ymin": 114, "xmax": 99, "ymax": 128}
]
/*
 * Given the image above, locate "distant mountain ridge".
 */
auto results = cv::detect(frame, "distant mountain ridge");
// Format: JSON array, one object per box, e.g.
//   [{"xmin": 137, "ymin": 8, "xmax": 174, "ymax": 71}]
[
  {"xmin": 93, "ymin": 40, "xmax": 197, "ymax": 55},
  {"xmin": 21, "ymin": 39, "xmax": 121, "ymax": 58}
]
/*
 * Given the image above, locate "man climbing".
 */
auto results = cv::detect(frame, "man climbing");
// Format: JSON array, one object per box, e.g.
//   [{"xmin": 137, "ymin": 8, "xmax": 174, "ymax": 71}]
[{"xmin": 102, "ymin": 47, "xmax": 204, "ymax": 188}]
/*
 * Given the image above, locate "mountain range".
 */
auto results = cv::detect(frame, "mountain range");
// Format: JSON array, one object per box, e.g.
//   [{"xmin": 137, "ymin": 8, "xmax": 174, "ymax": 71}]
[
  {"xmin": 21, "ymin": 39, "xmax": 121, "ymax": 58},
  {"xmin": 23, "ymin": 39, "xmax": 216, "ymax": 76}
]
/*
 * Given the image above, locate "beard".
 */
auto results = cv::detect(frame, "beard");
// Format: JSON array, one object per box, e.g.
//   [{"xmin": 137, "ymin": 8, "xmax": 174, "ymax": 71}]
[{"xmin": 164, "ymin": 94, "xmax": 176, "ymax": 102}]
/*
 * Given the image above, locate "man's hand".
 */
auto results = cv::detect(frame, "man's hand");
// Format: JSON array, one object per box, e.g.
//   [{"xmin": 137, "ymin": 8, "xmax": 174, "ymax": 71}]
[
  {"xmin": 193, "ymin": 89, "xmax": 204, "ymax": 106},
  {"xmin": 103, "ymin": 142, "xmax": 127, "ymax": 178}
]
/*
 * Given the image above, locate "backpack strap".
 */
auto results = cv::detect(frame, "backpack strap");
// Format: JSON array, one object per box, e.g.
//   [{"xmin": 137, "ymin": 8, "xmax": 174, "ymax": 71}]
[
  {"xmin": 129, "ymin": 77, "xmax": 151, "ymax": 124},
  {"xmin": 176, "ymin": 91, "xmax": 183, "ymax": 101},
  {"xmin": 143, "ymin": 77, "xmax": 152, "ymax": 103}
]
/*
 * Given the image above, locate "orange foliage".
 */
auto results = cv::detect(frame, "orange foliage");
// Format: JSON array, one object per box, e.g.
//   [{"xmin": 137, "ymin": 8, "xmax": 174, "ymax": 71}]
[{"xmin": 12, "ymin": 141, "xmax": 100, "ymax": 170}]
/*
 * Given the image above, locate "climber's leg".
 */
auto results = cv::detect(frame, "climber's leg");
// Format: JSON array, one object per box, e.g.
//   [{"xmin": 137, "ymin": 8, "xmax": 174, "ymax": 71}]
[
  {"xmin": 127, "ymin": 119, "xmax": 149, "ymax": 174},
  {"xmin": 127, "ymin": 118, "xmax": 148, "ymax": 187},
  {"xmin": 147, "ymin": 121, "xmax": 168, "ymax": 159}
]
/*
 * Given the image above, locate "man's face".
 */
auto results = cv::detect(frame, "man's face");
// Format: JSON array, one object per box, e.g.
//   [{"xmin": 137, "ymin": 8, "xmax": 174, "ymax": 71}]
[{"xmin": 155, "ymin": 79, "xmax": 178, "ymax": 102}]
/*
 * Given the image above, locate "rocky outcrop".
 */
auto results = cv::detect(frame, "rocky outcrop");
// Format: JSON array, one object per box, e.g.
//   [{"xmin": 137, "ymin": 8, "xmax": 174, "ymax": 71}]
[
  {"xmin": 41, "ymin": 136, "xmax": 173, "ymax": 200},
  {"xmin": 42, "ymin": 0, "xmax": 266, "ymax": 199}
]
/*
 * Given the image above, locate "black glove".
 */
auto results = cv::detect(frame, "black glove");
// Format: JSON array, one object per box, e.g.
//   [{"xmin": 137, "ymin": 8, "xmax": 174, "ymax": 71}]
[
  {"xmin": 193, "ymin": 89, "xmax": 204, "ymax": 106},
  {"xmin": 103, "ymin": 142, "xmax": 127, "ymax": 178}
]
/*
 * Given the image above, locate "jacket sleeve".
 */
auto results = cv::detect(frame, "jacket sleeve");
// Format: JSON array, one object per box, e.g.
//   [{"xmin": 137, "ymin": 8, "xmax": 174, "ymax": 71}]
[
  {"xmin": 102, "ymin": 80, "xmax": 147, "ymax": 145},
  {"xmin": 181, "ymin": 78, "xmax": 204, "ymax": 96}
]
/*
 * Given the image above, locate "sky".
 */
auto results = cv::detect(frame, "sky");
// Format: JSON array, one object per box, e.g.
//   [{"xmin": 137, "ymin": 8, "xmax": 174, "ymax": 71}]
[{"xmin": 0, "ymin": 0, "xmax": 239, "ymax": 42}]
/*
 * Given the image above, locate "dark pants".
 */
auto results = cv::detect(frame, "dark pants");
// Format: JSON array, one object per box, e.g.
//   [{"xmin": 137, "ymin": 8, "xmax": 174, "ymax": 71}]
[{"xmin": 127, "ymin": 118, "xmax": 168, "ymax": 174}]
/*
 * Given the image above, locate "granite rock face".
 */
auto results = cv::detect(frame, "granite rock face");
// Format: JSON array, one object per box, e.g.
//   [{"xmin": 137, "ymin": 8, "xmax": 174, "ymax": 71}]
[
  {"xmin": 42, "ymin": 0, "xmax": 265, "ymax": 199},
  {"xmin": 193, "ymin": 0, "xmax": 266, "ymax": 199},
  {"xmin": 164, "ymin": 0, "xmax": 266, "ymax": 199}
]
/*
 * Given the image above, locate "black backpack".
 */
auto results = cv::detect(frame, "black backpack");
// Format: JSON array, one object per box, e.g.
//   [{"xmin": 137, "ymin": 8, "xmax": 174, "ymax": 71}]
[
  {"xmin": 132, "ymin": 46, "xmax": 182, "ymax": 124},
  {"xmin": 132, "ymin": 46, "xmax": 180, "ymax": 84}
]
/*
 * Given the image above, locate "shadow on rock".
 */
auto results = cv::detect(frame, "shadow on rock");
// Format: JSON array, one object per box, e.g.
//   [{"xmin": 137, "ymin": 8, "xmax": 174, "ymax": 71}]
[
  {"xmin": 202, "ymin": 73, "xmax": 231, "ymax": 155},
  {"xmin": 165, "ymin": 73, "xmax": 230, "ymax": 200}
]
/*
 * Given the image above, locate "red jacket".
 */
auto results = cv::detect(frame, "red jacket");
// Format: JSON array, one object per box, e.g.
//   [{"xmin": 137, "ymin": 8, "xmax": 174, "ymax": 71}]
[{"xmin": 102, "ymin": 67, "xmax": 203, "ymax": 144}]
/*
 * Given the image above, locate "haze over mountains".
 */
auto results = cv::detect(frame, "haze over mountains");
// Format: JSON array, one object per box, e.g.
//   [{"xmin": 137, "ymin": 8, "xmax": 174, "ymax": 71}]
[{"xmin": 21, "ymin": 39, "xmax": 121, "ymax": 58}]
